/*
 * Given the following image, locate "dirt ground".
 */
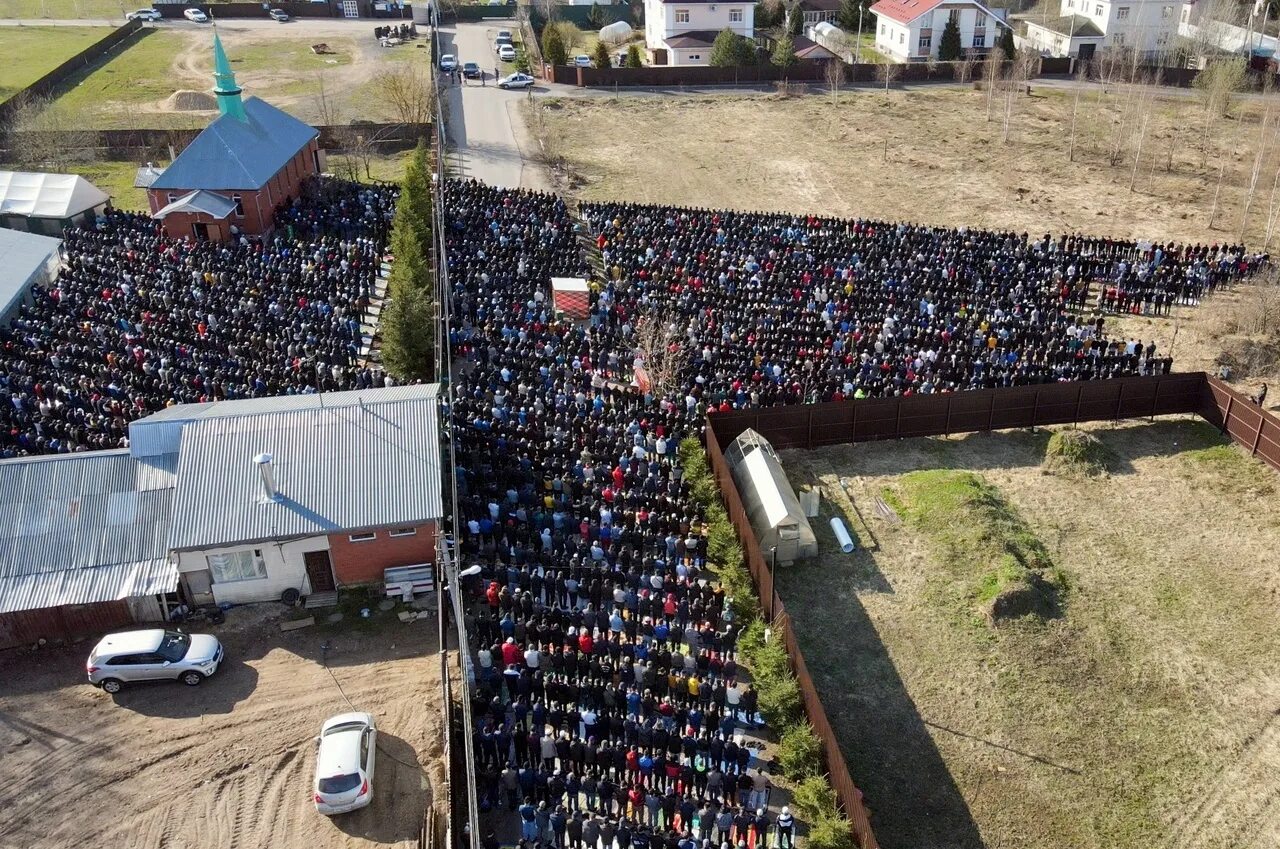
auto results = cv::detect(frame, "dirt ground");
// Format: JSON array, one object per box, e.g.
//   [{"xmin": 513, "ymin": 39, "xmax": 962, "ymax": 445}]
[
  {"xmin": 0, "ymin": 605, "xmax": 449, "ymax": 849},
  {"xmin": 535, "ymin": 85, "xmax": 1280, "ymax": 247},
  {"xmin": 776, "ymin": 417, "xmax": 1280, "ymax": 849}
]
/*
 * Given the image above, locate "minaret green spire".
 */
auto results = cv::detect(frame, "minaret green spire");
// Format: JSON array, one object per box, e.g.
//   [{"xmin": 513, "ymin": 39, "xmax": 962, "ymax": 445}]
[{"xmin": 211, "ymin": 32, "xmax": 246, "ymax": 121}]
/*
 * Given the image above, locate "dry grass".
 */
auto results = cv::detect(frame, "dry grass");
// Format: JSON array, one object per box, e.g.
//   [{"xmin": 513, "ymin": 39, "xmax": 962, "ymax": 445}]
[
  {"xmin": 776, "ymin": 417, "xmax": 1280, "ymax": 849},
  {"xmin": 536, "ymin": 86, "xmax": 1280, "ymax": 246}
]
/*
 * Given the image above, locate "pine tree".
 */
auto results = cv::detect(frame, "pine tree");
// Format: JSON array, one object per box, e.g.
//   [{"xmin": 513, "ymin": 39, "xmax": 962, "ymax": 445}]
[
  {"xmin": 587, "ymin": 2, "xmax": 605, "ymax": 28},
  {"xmin": 400, "ymin": 140, "xmax": 433, "ymax": 256},
  {"xmin": 625, "ymin": 44, "xmax": 643, "ymax": 67},
  {"xmin": 772, "ymin": 33, "xmax": 798, "ymax": 68},
  {"xmin": 787, "ymin": 7, "xmax": 803, "ymax": 37},
  {"xmin": 998, "ymin": 25, "xmax": 1015, "ymax": 59},
  {"xmin": 387, "ymin": 214, "xmax": 430, "ymax": 299},
  {"xmin": 710, "ymin": 28, "xmax": 743, "ymax": 66},
  {"xmin": 592, "ymin": 39, "xmax": 612, "ymax": 69},
  {"xmin": 380, "ymin": 286, "xmax": 434, "ymax": 381},
  {"xmin": 837, "ymin": 0, "xmax": 864, "ymax": 32},
  {"xmin": 938, "ymin": 18, "xmax": 961, "ymax": 61},
  {"xmin": 542, "ymin": 24, "xmax": 568, "ymax": 66}
]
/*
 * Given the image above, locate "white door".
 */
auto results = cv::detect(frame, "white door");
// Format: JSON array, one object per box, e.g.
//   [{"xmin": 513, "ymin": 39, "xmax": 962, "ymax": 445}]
[{"xmin": 342, "ymin": 0, "xmax": 359, "ymax": 17}]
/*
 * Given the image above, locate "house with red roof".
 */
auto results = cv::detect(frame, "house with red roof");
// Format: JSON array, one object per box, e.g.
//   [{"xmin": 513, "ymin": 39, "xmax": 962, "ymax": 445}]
[{"xmin": 870, "ymin": 0, "xmax": 1009, "ymax": 61}]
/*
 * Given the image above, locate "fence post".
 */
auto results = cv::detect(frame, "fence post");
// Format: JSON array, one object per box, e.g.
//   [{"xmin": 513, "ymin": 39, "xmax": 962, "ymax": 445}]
[
  {"xmin": 1252, "ymin": 408, "xmax": 1264, "ymax": 456},
  {"xmin": 852, "ymin": 401, "xmax": 859, "ymax": 442},
  {"xmin": 1074, "ymin": 383, "xmax": 1084, "ymax": 428},
  {"xmin": 895, "ymin": 397, "xmax": 903, "ymax": 439},
  {"xmin": 987, "ymin": 391, "xmax": 996, "ymax": 432},
  {"xmin": 1151, "ymin": 376, "xmax": 1161, "ymax": 422},
  {"xmin": 1114, "ymin": 381, "xmax": 1125, "ymax": 421},
  {"xmin": 944, "ymin": 394, "xmax": 952, "ymax": 436},
  {"xmin": 807, "ymin": 407, "xmax": 815, "ymax": 449},
  {"xmin": 1031, "ymin": 389, "xmax": 1040, "ymax": 432},
  {"xmin": 1222, "ymin": 393, "xmax": 1234, "ymax": 435}
]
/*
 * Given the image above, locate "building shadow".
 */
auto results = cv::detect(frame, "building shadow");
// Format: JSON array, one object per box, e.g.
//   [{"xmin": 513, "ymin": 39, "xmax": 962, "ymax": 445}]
[{"xmin": 776, "ymin": 560, "xmax": 988, "ymax": 849}]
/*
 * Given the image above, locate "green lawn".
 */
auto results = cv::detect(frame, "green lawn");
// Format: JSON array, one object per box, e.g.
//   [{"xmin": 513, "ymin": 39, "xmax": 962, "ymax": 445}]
[
  {"xmin": 54, "ymin": 28, "xmax": 182, "ymax": 117},
  {"xmin": 3, "ymin": 0, "xmax": 244, "ymax": 19},
  {"xmin": 69, "ymin": 159, "xmax": 156, "ymax": 210},
  {"xmin": 0, "ymin": 25, "xmax": 114, "ymax": 101}
]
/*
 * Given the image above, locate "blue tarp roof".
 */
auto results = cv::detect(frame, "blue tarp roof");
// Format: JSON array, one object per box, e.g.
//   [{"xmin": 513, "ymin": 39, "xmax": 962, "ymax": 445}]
[{"xmin": 150, "ymin": 97, "xmax": 318, "ymax": 192}]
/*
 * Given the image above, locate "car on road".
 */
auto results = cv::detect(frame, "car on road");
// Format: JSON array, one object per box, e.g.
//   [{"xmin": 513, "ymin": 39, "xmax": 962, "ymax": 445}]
[
  {"xmin": 497, "ymin": 44, "xmax": 517, "ymax": 62},
  {"xmin": 183, "ymin": 8, "xmax": 209, "ymax": 21},
  {"xmin": 125, "ymin": 8, "xmax": 161, "ymax": 21},
  {"xmin": 462, "ymin": 62, "xmax": 481, "ymax": 79},
  {"xmin": 87, "ymin": 629, "xmax": 224, "ymax": 694},
  {"xmin": 268, "ymin": 8, "xmax": 290, "ymax": 21},
  {"xmin": 498, "ymin": 72, "xmax": 535, "ymax": 90},
  {"xmin": 314, "ymin": 713, "xmax": 378, "ymax": 815},
  {"xmin": 574, "ymin": 54, "xmax": 592, "ymax": 67},
  {"xmin": 439, "ymin": 53, "xmax": 458, "ymax": 71}
]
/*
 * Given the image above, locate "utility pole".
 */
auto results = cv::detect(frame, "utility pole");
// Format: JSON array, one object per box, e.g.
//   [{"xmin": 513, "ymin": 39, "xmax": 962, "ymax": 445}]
[{"xmin": 856, "ymin": 6, "xmax": 863, "ymax": 63}]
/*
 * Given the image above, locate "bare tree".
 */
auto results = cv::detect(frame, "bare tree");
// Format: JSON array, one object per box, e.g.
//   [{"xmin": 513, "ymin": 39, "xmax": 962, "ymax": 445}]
[
  {"xmin": 1239, "ymin": 102, "xmax": 1275, "ymax": 239},
  {"xmin": 632, "ymin": 312, "xmax": 683, "ymax": 399},
  {"xmin": 954, "ymin": 49, "xmax": 976, "ymax": 85},
  {"xmin": 1194, "ymin": 55, "xmax": 1249, "ymax": 167},
  {"xmin": 878, "ymin": 61, "xmax": 901, "ymax": 95},
  {"xmin": 2, "ymin": 94, "xmax": 99, "ymax": 171},
  {"xmin": 983, "ymin": 49, "xmax": 1002, "ymax": 121},
  {"xmin": 824, "ymin": 58, "xmax": 845, "ymax": 104},
  {"xmin": 372, "ymin": 62, "xmax": 437, "ymax": 126},
  {"xmin": 1128, "ymin": 74, "xmax": 1156, "ymax": 191},
  {"xmin": 311, "ymin": 70, "xmax": 343, "ymax": 128},
  {"xmin": 1068, "ymin": 64, "xmax": 1086, "ymax": 162}
]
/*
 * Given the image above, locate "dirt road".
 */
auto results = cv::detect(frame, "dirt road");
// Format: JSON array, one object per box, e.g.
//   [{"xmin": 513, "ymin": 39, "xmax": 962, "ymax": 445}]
[{"xmin": 0, "ymin": 607, "xmax": 447, "ymax": 849}]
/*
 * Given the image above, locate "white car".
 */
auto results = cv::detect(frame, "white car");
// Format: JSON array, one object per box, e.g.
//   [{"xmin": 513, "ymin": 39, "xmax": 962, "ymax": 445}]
[
  {"xmin": 314, "ymin": 713, "xmax": 378, "ymax": 815},
  {"xmin": 125, "ymin": 8, "xmax": 162, "ymax": 21},
  {"xmin": 574, "ymin": 54, "xmax": 591, "ymax": 68},
  {"xmin": 497, "ymin": 44, "xmax": 517, "ymax": 62},
  {"xmin": 498, "ymin": 72, "xmax": 535, "ymax": 90},
  {"xmin": 439, "ymin": 53, "xmax": 457, "ymax": 71},
  {"xmin": 183, "ymin": 8, "xmax": 209, "ymax": 21},
  {"xmin": 86, "ymin": 629, "xmax": 224, "ymax": 694}
]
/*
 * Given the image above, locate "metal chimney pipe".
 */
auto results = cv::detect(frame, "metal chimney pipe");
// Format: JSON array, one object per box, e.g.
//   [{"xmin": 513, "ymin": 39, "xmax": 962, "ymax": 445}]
[{"xmin": 253, "ymin": 452, "xmax": 278, "ymax": 501}]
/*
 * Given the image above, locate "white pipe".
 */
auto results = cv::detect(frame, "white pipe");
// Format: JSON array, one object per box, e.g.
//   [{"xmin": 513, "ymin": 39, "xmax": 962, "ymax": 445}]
[{"xmin": 830, "ymin": 517, "xmax": 856, "ymax": 554}]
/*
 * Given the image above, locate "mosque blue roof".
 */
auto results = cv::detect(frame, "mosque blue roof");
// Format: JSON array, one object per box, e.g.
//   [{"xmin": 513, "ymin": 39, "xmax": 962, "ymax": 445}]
[{"xmin": 150, "ymin": 97, "xmax": 317, "ymax": 192}]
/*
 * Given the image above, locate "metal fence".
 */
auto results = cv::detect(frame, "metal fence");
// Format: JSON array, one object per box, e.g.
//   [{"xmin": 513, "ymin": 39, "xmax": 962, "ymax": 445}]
[{"xmin": 703, "ymin": 370, "xmax": 1280, "ymax": 849}]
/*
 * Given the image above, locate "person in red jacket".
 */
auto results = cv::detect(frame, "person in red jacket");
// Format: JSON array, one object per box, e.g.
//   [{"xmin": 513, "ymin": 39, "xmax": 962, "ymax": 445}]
[{"xmin": 501, "ymin": 637, "xmax": 522, "ymax": 667}]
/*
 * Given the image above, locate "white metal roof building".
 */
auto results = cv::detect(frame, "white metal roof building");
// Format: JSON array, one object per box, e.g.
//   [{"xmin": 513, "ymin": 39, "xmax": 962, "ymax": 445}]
[
  {"xmin": 725, "ymin": 429, "xmax": 817, "ymax": 566},
  {"xmin": 163, "ymin": 384, "xmax": 443, "ymax": 551},
  {"xmin": 0, "ymin": 171, "xmax": 111, "ymax": 236},
  {"xmin": 0, "ymin": 228, "xmax": 62, "ymax": 323}
]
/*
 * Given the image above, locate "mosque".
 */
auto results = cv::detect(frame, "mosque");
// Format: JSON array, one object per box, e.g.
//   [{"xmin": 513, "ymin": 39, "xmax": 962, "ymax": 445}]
[{"xmin": 147, "ymin": 34, "xmax": 323, "ymax": 241}]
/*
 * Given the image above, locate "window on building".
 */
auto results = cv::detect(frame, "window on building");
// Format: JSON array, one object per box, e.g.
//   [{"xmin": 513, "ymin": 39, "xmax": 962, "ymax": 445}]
[
  {"xmin": 166, "ymin": 193, "xmax": 177, "ymax": 204},
  {"xmin": 1113, "ymin": 31, "xmax": 1125, "ymax": 45},
  {"xmin": 688, "ymin": 53, "xmax": 701, "ymax": 59},
  {"xmin": 348, "ymin": 532, "xmax": 376, "ymax": 542},
  {"xmin": 1116, "ymin": 6, "xmax": 1129, "ymax": 18},
  {"xmin": 973, "ymin": 32, "xmax": 985, "ymax": 47},
  {"xmin": 919, "ymin": 32, "xmax": 932, "ymax": 50},
  {"xmin": 1156, "ymin": 31, "xmax": 1168, "ymax": 44},
  {"xmin": 880, "ymin": 23, "xmax": 885, "ymax": 35},
  {"xmin": 1182, "ymin": 6, "xmax": 1190, "ymax": 21},
  {"xmin": 729, "ymin": 8, "xmax": 742, "ymax": 22},
  {"xmin": 974, "ymin": 12, "xmax": 985, "ymax": 27},
  {"xmin": 948, "ymin": 8, "xmax": 960, "ymax": 23},
  {"xmin": 1162, "ymin": 4, "xmax": 1172, "ymax": 16},
  {"xmin": 675, "ymin": 8, "xmax": 689, "ymax": 23},
  {"xmin": 804, "ymin": 10, "xmax": 819, "ymax": 22},
  {"xmin": 207, "ymin": 549, "xmax": 267, "ymax": 583},
  {"xmin": 232, "ymin": 194, "xmax": 245, "ymax": 218},
  {"xmin": 899, "ymin": 31, "xmax": 904, "ymax": 43},
  {"xmin": 1095, "ymin": 4, "xmax": 1102, "ymax": 15},
  {"xmin": 389, "ymin": 527, "xmax": 418, "ymax": 538}
]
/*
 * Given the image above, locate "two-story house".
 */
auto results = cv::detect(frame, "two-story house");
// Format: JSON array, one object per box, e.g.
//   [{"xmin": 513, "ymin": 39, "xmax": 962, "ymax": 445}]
[
  {"xmin": 870, "ymin": 0, "xmax": 1008, "ymax": 62},
  {"xmin": 1053, "ymin": 0, "xmax": 1181, "ymax": 54},
  {"xmin": 644, "ymin": 0, "xmax": 755, "ymax": 65}
]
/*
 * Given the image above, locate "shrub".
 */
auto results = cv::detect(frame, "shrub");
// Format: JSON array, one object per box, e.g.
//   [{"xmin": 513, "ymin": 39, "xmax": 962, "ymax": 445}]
[
  {"xmin": 739, "ymin": 618, "xmax": 767, "ymax": 663},
  {"xmin": 592, "ymin": 40, "xmax": 612, "ymax": 69},
  {"xmin": 759, "ymin": 674, "xmax": 803, "ymax": 727},
  {"xmin": 625, "ymin": 44, "xmax": 643, "ymax": 68},
  {"xmin": 777, "ymin": 722, "xmax": 823, "ymax": 779},
  {"xmin": 792, "ymin": 774, "xmax": 840, "ymax": 821},
  {"xmin": 808, "ymin": 812, "xmax": 857, "ymax": 849}
]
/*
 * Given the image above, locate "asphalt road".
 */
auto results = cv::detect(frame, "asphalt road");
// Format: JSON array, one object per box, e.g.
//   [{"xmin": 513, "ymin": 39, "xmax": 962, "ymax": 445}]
[{"xmin": 436, "ymin": 19, "xmax": 547, "ymax": 190}]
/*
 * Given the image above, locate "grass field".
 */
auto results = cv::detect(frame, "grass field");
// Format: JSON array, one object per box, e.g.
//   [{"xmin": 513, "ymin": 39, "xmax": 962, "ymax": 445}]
[
  {"xmin": 533, "ymin": 85, "xmax": 1280, "ymax": 247},
  {"xmin": 4, "ymin": 0, "xmax": 126, "ymax": 18},
  {"xmin": 776, "ymin": 418, "xmax": 1280, "ymax": 849},
  {"xmin": 0, "ymin": 25, "xmax": 113, "ymax": 101}
]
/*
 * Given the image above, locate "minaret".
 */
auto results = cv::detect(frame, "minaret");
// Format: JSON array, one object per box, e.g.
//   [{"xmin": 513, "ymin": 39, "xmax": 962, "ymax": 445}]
[{"xmin": 211, "ymin": 33, "xmax": 246, "ymax": 122}]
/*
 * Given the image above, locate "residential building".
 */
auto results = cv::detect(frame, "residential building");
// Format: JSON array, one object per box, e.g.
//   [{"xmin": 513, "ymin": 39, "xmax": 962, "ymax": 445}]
[
  {"xmin": 644, "ymin": 0, "xmax": 755, "ymax": 65},
  {"xmin": 1023, "ymin": 13, "xmax": 1106, "ymax": 58},
  {"xmin": 0, "ymin": 171, "xmax": 109, "ymax": 236},
  {"xmin": 799, "ymin": 0, "xmax": 842, "ymax": 24},
  {"xmin": 1056, "ymin": 0, "xmax": 1181, "ymax": 54},
  {"xmin": 147, "ymin": 34, "xmax": 322, "ymax": 241},
  {"xmin": 870, "ymin": 0, "xmax": 1008, "ymax": 62},
  {"xmin": 0, "ymin": 385, "xmax": 444, "ymax": 647}
]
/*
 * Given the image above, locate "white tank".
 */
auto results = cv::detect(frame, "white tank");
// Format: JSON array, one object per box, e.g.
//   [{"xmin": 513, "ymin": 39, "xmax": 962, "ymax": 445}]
[
  {"xmin": 812, "ymin": 21, "xmax": 841, "ymax": 41},
  {"xmin": 599, "ymin": 20, "xmax": 633, "ymax": 44}
]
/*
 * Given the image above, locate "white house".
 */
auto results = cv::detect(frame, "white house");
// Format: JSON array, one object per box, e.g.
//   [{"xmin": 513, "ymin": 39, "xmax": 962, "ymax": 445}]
[
  {"xmin": 1023, "ymin": 13, "xmax": 1106, "ymax": 58},
  {"xmin": 869, "ymin": 0, "xmax": 1008, "ymax": 62},
  {"xmin": 1056, "ymin": 0, "xmax": 1181, "ymax": 54},
  {"xmin": 644, "ymin": 0, "xmax": 755, "ymax": 65}
]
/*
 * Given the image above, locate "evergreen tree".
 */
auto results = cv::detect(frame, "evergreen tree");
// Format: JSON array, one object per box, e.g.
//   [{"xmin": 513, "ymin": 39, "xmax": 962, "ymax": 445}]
[
  {"xmin": 387, "ymin": 213, "xmax": 430, "ymax": 299},
  {"xmin": 380, "ymin": 286, "xmax": 435, "ymax": 381},
  {"xmin": 938, "ymin": 17, "xmax": 961, "ymax": 61},
  {"xmin": 754, "ymin": 1, "xmax": 779, "ymax": 28},
  {"xmin": 772, "ymin": 32, "xmax": 798, "ymax": 68},
  {"xmin": 837, "ymin": 0, "xmax": 867, "ymax": 32},
  {"xmin": 787, "ymin": 7, "xmax": 803, "ymax": 36},
  {"xmin": 592, "ymin": 39, "xmax": 612, "ymax": 68},
  {"xmin": 998, "ymin": 25, "xmax": 1015, "ymax": 59},
  {"xmin": 587, "ymin": 1, "xmax": 605, "ymax": 28},
  {"xmin": 400, "ymin": 140, "xmax": 433, "ymax": 255},
  {"xmin": 625, "ymin": 43, "xmax": 643, "ymax": 67},
  {"xmin": 542, "ymin": 24, "xmax": 568, "ymax": 66},
  {"xmin": 710, "ymin": 28, "xmax": 744, "ymax": 66}
]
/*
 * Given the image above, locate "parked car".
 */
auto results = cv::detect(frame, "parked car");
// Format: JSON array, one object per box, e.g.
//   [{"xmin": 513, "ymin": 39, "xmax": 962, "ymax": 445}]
[
  {"xmin": 86, "ymin": 629, "xmax": 224, "ymax": 694},
  {"xmin": 496, "ymin": 29, "xmax": 513, "ymax": 40},
  {"xmin": 268, "ymin": 8, "xmax": 290, "ymax": 21},
  {"xmin": 462, "ymin": 62, "xmax": 481, "ymax": 79},
  {"xmin": 314, "ymin": 713, "xmax": 378, "ymax": 815},
  {"xmin": 439, "ymin": 53, "xmax": 458, "ymax": 71},
  {"xmin": 494, "ymin": 36, "xmax": 513, "ymax": 53},
  {"xmin": 183, "ymin": 7, "xmax": 209, "ymax": 21},
  {"xmin": 497, "ymin": 44, "xmax": 517, "ymax": 62},
  {"xmin": 498, "ymin": 72, "xmax": 535, "ymax": 90},
  {"xmin": 125, "ymin": 8, "xmax": 162, "ymax": 21},
  {"xmin": 573, "ymin": 54, "xmax": 591, "ymax": 67}
]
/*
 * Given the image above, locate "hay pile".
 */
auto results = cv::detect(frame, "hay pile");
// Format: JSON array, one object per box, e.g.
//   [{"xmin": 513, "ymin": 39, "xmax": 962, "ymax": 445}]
[
  {"xmin": 1043, "ymin": 429, "xmax": 1112, "ymax": 477},
  {"xmin": 164, "ymin": 90, "xmax": 217, "ymax": 111}
]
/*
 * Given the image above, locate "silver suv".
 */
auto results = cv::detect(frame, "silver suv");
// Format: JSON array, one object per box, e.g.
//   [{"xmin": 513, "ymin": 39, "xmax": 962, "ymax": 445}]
[{"xmin": 87, "ymin": 629, "xmax": 224, "ymax": 694}]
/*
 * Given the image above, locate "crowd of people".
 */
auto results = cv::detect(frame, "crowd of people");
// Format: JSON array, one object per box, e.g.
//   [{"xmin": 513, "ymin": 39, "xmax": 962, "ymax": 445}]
[
  {"xmin": 442, "ymin": 178, "xmax": 1267, "ymax": 849},
  {"xmin": 0, "ymin": 178, "xmax": 397, "ymax": 457}
]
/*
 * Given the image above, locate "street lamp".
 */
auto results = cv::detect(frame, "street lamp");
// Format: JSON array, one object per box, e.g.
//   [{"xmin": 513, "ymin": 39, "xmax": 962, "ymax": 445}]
[{"xmin": 768, "ymin": 546, "xmax": 778, "ymax": 621}]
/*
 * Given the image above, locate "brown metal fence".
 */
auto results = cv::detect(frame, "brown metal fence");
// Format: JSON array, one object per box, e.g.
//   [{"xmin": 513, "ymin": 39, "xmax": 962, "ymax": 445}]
[{"xmin": 703, "ymin": 371, "xmax": 1280, "ymax": 849}]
